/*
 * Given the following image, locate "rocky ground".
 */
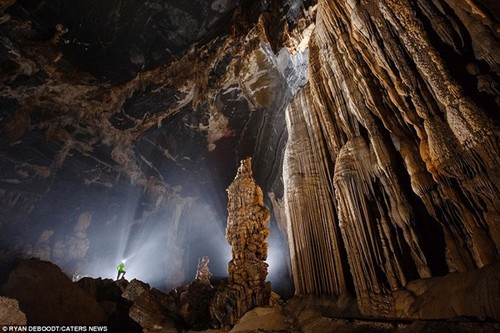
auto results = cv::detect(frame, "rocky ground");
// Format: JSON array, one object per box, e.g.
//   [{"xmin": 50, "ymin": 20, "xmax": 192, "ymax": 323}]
[{"xmin": 0, "ymin": 258, "xmax": 499, "ymax": 333}]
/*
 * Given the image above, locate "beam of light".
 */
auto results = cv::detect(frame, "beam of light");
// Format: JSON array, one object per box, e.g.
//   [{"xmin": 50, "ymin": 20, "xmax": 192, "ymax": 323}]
[
  {"xmin": 74, "ymin": 187, "xmax": 233, "ymax": 291},
  {"xmin": 66, "ymin": 158, "xmax": 285, "ymax": 293}
]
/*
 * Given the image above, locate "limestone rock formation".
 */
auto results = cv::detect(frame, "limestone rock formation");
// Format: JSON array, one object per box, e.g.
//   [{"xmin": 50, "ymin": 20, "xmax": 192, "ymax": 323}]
[
  {"xmin": 0, "ymin": 0, "xmax": 499, "ymax": 326},
  {"xmin": 211, "ymin": 157, "xmax": 272, "ymax": 326},
  {"xmin": 230, "ymin": 307, "xmax": 290, "ymax": 333},
  {"xmin": 122, "ymin": 279, "xmax": 152, "ymax": 303},
  {"xmin": 1, "ymin": 258, "xmax": 108, "ymax": 324},
  {"xmin": 283, "ymin": 0, "xmax": 500, "ymax": 319},
  {"xmin": 77, "ymin": 277, "xmax": 142, "ymax": 332},
  {"xmin": 284, "ymin": 85, "xmax": 349, "ymax": 297},
  {"xmin": 174, "ymin": 281, "xmax": 215, "ymax": 330},
  {"xmin": 0, "ymin": 0, "xmax": 302, "ymax": 292},
  {"xmin": 226, "ymin": 158, "xmax": 270, "ymax": 295},
  {"xmin": 79, "ymin": 275, "xmax": 217, "ymax": 332},
  {"xmin": 396, "ymin": 261, "xmax": 500, "ymax": 320},
  {"xmin": 138, "ymin": 256, "xmax": 218, "ymax": 331},
  {"xmin": 195, "ymin": 256, "xmax": 213, "ymax": 285},
  {"xmin": 122, "ymin": 279, "xmax": 179, "ymax": 331},
  {"xmin": 0, "ymin": 296, "xmax": 26, "ymax": 325},
  {"xmin": 52, "ymin": 212, "xmax": 92, "ymax": 264}
]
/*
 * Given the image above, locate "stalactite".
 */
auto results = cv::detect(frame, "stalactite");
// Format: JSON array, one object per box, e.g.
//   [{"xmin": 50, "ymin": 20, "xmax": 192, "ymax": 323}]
[{"xmin": 284, "ymin": 0, "xmax": 499, "ymax": 318}]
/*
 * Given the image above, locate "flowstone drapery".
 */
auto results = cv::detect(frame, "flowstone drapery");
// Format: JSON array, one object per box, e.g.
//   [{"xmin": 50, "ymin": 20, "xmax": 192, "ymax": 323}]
[{"xmin": 283, "ymin": 0, "xmax": 500, "ymax": 319}]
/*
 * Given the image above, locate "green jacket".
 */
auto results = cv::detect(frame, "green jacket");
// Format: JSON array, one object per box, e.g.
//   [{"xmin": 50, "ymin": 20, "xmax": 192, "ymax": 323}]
[{"xmin": 117, "ymin": 263, "xmax": 125, "ymax": 272}]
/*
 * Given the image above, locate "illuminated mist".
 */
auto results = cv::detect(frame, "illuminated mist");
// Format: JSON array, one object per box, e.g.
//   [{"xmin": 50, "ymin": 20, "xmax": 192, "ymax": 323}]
[
  {"xmin": 0, "ymin": 165, "xmax": 292, "ymax": 297},
  {"xmin": 78, "ymin": 191, "xmax": 233, "ymax": 290},
  {"xmin": 69, "ymin": 188, "xmax": 291, "ymax": 296}
]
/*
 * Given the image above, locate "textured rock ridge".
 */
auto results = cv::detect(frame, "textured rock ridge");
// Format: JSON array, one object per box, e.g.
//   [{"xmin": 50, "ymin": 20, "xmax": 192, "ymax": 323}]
[{"xmin": 284, "ymin": 0, "xmax": 500, "ymax": 318}]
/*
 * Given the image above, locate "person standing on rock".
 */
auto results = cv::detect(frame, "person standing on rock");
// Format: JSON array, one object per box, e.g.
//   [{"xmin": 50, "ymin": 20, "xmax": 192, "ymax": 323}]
[{"xmin": 116, "ymin": 261, "xmax": 126, "ymax": 280}]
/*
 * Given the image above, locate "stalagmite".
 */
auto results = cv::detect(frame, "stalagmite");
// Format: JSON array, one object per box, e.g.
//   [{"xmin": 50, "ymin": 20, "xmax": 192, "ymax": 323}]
[
  {"xmin": 211, "ymin": 157, "xmax": 271, "ymax": 326},
  {"xmin": 195, "ymin": 256, "xmax": 213, "ymax": 285},
  {"xmin": 226, "ymin": 158, "xmax": 270, "ymax": 294}
]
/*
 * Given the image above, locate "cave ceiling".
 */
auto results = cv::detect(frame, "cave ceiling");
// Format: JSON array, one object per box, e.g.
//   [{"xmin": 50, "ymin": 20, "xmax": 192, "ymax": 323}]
[
  {"xmin": 0, "ymin": 0, "xmax": 308, "ymax": 284},
  {"xmin": 12, "ymin": 0, "xmax": 246, "ymax": 83},
  {"xmin": 0, "ymin": 0, "xmax": 293, "ymax": 203}
]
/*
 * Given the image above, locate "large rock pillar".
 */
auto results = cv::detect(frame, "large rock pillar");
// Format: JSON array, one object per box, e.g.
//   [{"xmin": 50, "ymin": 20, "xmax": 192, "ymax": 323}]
[
  {"xmin": 211, "ymin": 157, "xmax": 271, "ymax": 326},
  {"xmin": 226, "ymin": 157, "xmax": 271, "ymax": 303}
]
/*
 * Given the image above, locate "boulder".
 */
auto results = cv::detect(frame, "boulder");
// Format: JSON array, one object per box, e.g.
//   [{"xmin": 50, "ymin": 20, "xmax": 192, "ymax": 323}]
[
  {"xmin": 230, "ymin": 306, "xmax": 289, "ymax": 333},
  {"xmin": 0, "ymin": 296, "xmax": 27, "ymax": 325},
  {"xmin": 399, "ymin": 261, "xmax": 500, "ymax": 321},
  {"xmin": 123, "ymin": 279, "xmax": 180, "ymax": 331},
  {"xmin": 176, "ymin": 281, "xmax": 215, "ymax": 330},
  {"xmin": 1, "ymin": 258, "xmax": 107, "ymax": 324},
  {"xmin": 122, "ymin": 278, "xmax": 151, "ymax": 302},
  {"xmin": 77, "ymin": 277, "xmax": 123, "ymax": 304},
  {"xmin": 76, "ymin": 277, "xmax": 141, "ymax": 332}
]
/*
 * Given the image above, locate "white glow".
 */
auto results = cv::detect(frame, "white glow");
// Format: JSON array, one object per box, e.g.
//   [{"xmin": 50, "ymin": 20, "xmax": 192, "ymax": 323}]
[
  {"xmin": 266, "ymin": 237, "xmax": 281, "ymax": 275},
  {"xmin": 265, "ymin": 229, "xmax": 291, "ymax": 296}
]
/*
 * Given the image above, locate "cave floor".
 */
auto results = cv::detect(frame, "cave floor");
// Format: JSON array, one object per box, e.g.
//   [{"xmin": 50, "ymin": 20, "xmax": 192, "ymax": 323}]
[{"xmin": 181, "ymin": 306, "xmax": 500, "ymax": 333}]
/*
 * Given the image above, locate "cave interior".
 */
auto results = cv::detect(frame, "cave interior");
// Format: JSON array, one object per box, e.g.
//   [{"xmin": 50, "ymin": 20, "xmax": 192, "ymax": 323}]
[{"xmin": 0, "ymin": 0, "xmax": 499, "ymax": 331}]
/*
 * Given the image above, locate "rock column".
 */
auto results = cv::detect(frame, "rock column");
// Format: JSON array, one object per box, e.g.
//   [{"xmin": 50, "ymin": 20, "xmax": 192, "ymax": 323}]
[
  {"xmin": 226, "ymin": 157, "xmax": 270, "ymax": 300},
  {"xmin": 211, "ymin": 157, "xmax": 271, "ymax": 326}
]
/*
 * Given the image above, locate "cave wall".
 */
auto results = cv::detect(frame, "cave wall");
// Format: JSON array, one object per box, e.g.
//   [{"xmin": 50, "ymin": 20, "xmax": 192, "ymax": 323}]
[
  {"xmin": 0, "ymin": 0, "xmax": 307, "ymax": 292},
  {"xmin": 0, "ymin": 0, "xmax": 499, "ymax": 320},
  {"xmin": 284, "ymin": 0, "xmax": 499, "ymax": 318}
]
